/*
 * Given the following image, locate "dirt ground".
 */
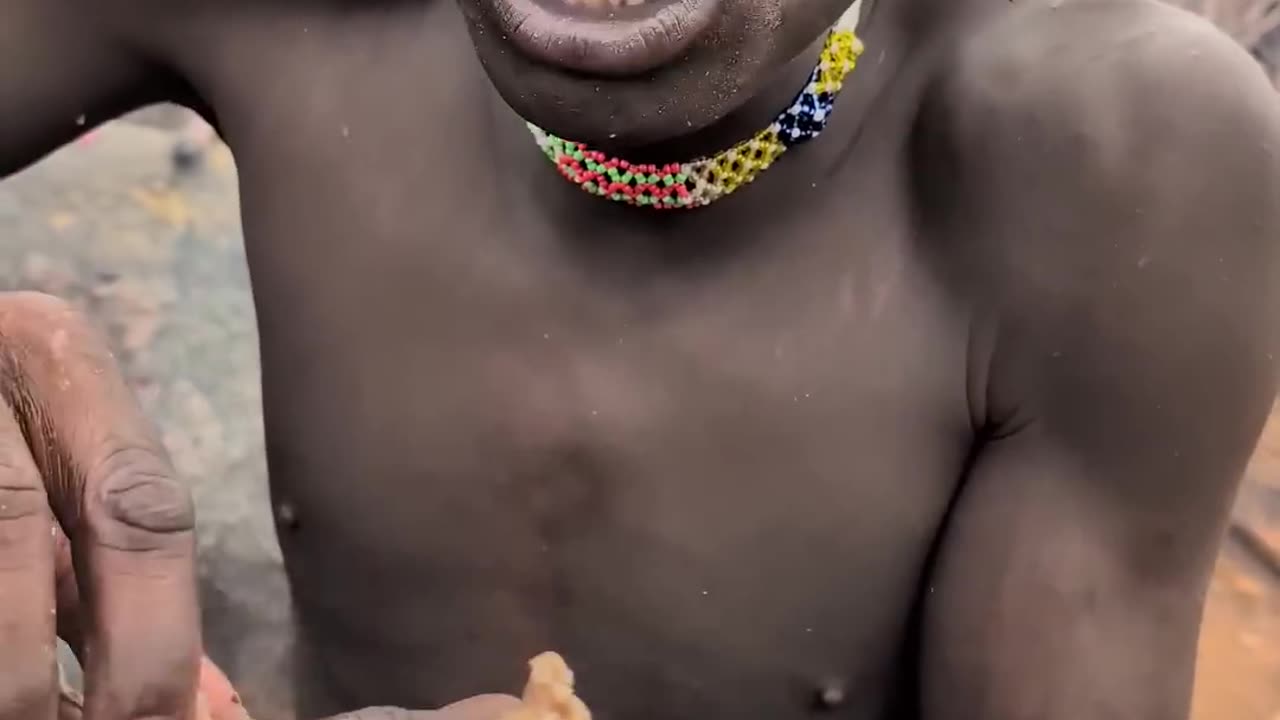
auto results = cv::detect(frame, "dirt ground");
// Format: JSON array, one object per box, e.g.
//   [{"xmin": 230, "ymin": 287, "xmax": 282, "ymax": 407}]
[
  {"xmin": 1196, "ymin": 413, "xmax": 1280, "ymax": 720},
  {"xmin": 0, "ymin": 119, "xmax": 1276, "ymax": 720}
]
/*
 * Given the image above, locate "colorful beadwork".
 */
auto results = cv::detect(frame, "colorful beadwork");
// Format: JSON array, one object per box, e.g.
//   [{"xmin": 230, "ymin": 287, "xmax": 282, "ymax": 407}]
[{"xmin": 527, "ymin": 23, "xmax": 864, "ymax": 210}]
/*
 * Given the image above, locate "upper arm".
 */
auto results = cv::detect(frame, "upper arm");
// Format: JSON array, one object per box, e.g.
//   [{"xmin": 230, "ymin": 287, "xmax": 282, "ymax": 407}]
[
  {"xmin": 917, "ymin": 3, "xmax": 1280, "ymax": 718},
  {"xmin": 0, "ymin": 0, "xmax": 173, "ymax": 175}
]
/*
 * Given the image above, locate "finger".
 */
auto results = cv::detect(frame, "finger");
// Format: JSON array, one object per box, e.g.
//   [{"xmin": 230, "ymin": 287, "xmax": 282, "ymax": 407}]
[
  {"xmin": 56, "ymin": 694, "xmax": 82, "ymax": 720},
  {"xmin": 52, "ymin": 522, "xmax": 83, "ymax": 654},
  {"xmin": 0, "ymin": 397, "xmax": 57, "ymax": 720},
  {"xmin": 438, "ymin": 695, "xmax": 522, "ymax": 717},
  {"xmin": 326, "ymin": 696, "xmax": 522, "ymax": 720},
  {"xmin": 0, "ymin": 293, "xmax": 200, "ymax": 720}
]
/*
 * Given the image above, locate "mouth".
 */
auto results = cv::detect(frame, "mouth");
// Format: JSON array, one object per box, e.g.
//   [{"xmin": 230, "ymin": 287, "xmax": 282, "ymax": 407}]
[{"xmin": 487, "ymin": 0, "xmax": 721, "ymax": 77}]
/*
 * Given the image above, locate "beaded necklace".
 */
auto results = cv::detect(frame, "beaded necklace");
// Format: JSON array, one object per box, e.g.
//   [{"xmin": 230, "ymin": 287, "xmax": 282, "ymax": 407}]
[{"xmin": 526, "ymin": 11, "xmax": 864, "ymax": 210}]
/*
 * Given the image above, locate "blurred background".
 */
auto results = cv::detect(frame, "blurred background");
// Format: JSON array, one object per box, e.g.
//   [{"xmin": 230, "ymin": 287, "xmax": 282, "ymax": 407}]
[{"xmin": 1, "ymin": 3, "xmax": 1279, "ymax": 718}]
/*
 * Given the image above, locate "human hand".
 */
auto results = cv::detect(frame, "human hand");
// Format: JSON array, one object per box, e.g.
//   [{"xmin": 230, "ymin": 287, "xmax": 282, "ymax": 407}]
[
  {"xmin": 324, "ymin": 696, "xmax": 522, "ymax": 720},
  {"xmin": 190, "ymin": 646, "xmax": 518, "ymax": 720},
  {"xmin": 194, "ymin": 660, "xmax": 518, "ymax": 720},
  {"xmin": 0, "ymin": 293, "xmax": 202, "ymax": 720}
]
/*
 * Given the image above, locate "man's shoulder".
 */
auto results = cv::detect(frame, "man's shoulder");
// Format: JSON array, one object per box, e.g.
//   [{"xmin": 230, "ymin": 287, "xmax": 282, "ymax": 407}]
[
  {"xmin": 928, "ymin": 0, "xmax": 1280, "ymax": 206},
  {"xmin": 941, "ymin": 0, "xmax": 1278, "ymax": 135},
  {"xmin": 914, "ymin": 0, "xmax": 1280, "ymax": 424},
  {"xmin": 920, "ymin": 0, "xmax": 1280, "ymax": 305}
]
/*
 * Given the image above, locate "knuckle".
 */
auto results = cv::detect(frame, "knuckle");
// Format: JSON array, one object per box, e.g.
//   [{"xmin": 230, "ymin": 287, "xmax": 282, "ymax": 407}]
[
  {"xmin": 0, "ymin": 485, "xmax": 51, "ymax": 567},
  {"xmin": 89, "ymin": 445, "xmax": 194, "ymax": 541},
  {"xmin": 0, "ymin": 432, "xmax": 42, "ymax": 496},
  {"xmin": 0, "ymin": 481, "xmax": 50, "ymax": 561},
  {"xmin": 0, "ymin": 485, "xmax": 46, "ymax": 522}
]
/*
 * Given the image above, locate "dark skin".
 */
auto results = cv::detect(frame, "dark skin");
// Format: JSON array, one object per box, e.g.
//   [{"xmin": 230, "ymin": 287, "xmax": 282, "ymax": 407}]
[{"xmin": 2, "ymin": 0, "xmax": 1280, "ymax": 717}]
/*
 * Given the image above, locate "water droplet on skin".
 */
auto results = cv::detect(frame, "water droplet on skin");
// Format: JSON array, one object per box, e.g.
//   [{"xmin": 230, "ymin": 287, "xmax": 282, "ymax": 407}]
[
  {"xmin": 817, "ymin": 683, "xmax": 846, "ymax": 709},
  {"xmin": 276, "ymin": 503, "xmax": 299, "ymax": 529},
  {"xmin": 543, "ymin": 333, "xmax": 551, "ymax": 339},
  {"xmin": 341, "ymin": 125, "xmax": 350, "ymax": 138}
]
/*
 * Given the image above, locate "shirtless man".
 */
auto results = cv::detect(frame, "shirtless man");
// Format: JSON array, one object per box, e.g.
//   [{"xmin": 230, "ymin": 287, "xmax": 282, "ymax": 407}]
[{"xmin": 2, "ymin": 0, "xmax": 1280, "ymax": 716}]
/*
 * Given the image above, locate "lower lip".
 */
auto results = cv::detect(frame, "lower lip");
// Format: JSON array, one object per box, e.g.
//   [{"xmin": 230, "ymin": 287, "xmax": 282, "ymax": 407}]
[{"xmin": 487, "ymin": 0, "xmax": 720, "ymax": 77}]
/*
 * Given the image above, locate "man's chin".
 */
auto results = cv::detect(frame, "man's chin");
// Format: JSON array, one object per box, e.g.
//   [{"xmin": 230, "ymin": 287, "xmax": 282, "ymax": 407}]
[
  {"xmin": 460, "ymin": 2, "xmax": 780, "ymax": 149},
  {"xmin": 476, "ymin": 56, "xmax": 737, "ymax": 148},
  {"xmin": 497, "ymin": 77, "xmax": 726, "ymax": 148}
]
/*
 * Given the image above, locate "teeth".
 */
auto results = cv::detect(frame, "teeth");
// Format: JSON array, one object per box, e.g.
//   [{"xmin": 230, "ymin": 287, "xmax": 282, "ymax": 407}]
[{"xmin": 564, "ymin": 0, "xmax": 647, "ymax": 9}]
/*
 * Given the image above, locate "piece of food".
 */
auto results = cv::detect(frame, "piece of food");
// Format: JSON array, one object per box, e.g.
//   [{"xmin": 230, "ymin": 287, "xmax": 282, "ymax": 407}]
[
  {"xmin": 500, "ymin": 652, "xmax": 592, "ymax": 720},
  {"xmin": 196, "ymin": 656, "xmax": 254, "ymax": 720}
]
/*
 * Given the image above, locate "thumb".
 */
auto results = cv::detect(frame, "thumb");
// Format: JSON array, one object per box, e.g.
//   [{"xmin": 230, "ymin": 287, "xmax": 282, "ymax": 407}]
[{"xmin": 438, "ymin": 694, "xmax": 523, "ymax": 717}]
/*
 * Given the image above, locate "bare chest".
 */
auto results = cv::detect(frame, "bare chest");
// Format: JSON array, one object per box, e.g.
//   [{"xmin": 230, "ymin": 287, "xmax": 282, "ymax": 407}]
[
  {"xmin": 198, "ymin": 13, "xmax": 976, "ymax": 716},
  {"xmin": 246, "ymin": 177, "xmax": 972, "ymax": 717}
]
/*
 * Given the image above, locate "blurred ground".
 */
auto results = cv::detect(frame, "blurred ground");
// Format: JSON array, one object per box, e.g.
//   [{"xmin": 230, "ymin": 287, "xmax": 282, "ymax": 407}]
[
  {"xmin": 0, "ymin": 116, "xmax": 1277, "ymax": 720},
  {"xmin": 0, "ymin": 120, "xmax": 294, "ymax": 719}
]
